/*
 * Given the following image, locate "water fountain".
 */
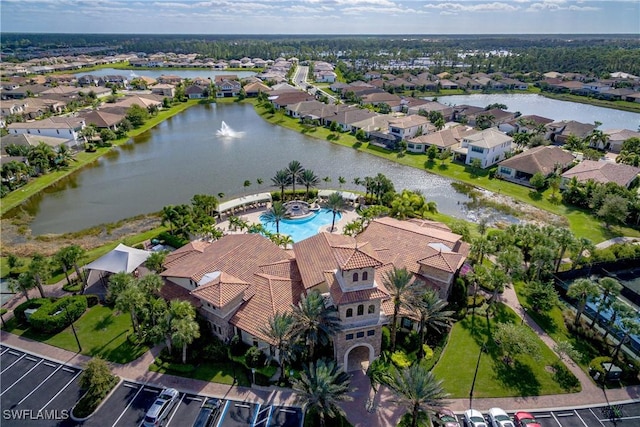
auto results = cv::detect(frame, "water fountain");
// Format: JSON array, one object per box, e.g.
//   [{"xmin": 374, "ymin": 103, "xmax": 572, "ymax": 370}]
[{"xmin": 216, "ymin": 121, "xmax": 244, "ymax": 138}]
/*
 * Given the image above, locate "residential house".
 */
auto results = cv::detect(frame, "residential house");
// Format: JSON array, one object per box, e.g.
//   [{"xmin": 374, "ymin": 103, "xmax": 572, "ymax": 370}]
[
  {"xmin": 499, "ymin": 114, "xmax": 553, "ymax": 135},
  {"xmin": 454, "ymin": 127, "xmax": 513, "ymax": 168},
  {"xmin": 388, "ymin": 115, "xmax": 431, "ymax": 141},
  {"xmin": 546, "ymin": 120, "xmax": 596, "ymax": 145},
  {"xmin": 464, "ymin": 108, "xmax": 517, "ymax": 128},
  {"xmin": 151, "ymin": 84, "xmax": 176, "ymax": 98},
  {"xmin": 406, "ymin": 125, "xmax": 475, "ymax": 153},
  {"xmin": 604, "ymin": 129, "xmax": 640, "ymax": 153},
  {"xmin": 360, "ymin": 92, "xmax": 403, "ymax": 111},
  {"xmin": 7, "ymin": 117, "xmax": 85, "ymax": 146},
  {"xmin": 269, "ymin": 91, "xmax": 315, "ymax": 110},
  {"xmin": 561, "ymin": 160, "xmax": 640, "ymax": 189},
  {"xmin": 156, "ymin": 75, "xmax": 182, "ymax": 85},
  {"xmin": 215, "ymin": 75, "xmax": 242, "ymax": 98},
  {"xmin": 159, "ymin": 217, "xmax": 467, "ymax": 371},
  {"xmin": 243, "ymin": 82, "xmax": 271, "ymax": 97},
  {"xmin": 185, "ymin": 85, "xmax": 208, "ymax": 99},
  {"xmin": 324, "ymin": 107, "xmax": 379, "ymax": 132},
  {"xmin": 409, "ymin": 100, "xmax": 455, "ymax": 121},
  {"xmin": 78, "ymin": 110, "xmax": 124, "ymax": 131},
  {"xmin": 496, "ymin": 146, "xmax": 575, "ymax": 185},
  {"xmin": 1, "ymin": 133, "xmax": 72, "ymax": 153}
]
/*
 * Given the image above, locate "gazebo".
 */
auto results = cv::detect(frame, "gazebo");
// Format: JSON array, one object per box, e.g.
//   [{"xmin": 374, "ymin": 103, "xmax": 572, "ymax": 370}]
[{"xmin": 84, "ymin": 244, "xmax": 152, "ymax": 288}]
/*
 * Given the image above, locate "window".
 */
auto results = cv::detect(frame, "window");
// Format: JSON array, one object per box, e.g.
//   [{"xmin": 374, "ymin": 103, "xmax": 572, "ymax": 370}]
[
  {"xmin": 346, "ymin": 308, "xmax": 353, "ymax": 318},
  {"xmin": 408, "ymin": 143, "xmax": 414, "ymax": 149},
  {"xmin": 471, "ymin": 145, "xmax": 484, "ymax": 154},
  {"xmin": 352, "ymin": 272, "xmax": 358, "ymax": 282},
  {"xmin": 401, "ymin": 317, "xmax": 413, "ymax": 329},
  {"xmin": 368, "ymin": 305, "xmax": 375, "ymax": 314},
  {"xmin": 362, "ymin": 271, "xmax": 368, "ymax": 281},
  {"xmin": 356, "ymin": 331, "xmax": 365, "ymax": 338},
  {"xmin": 357, "ymin": 305, "xmax": 364, "ymax": 316},
  {"xmin": 346, "ymin": 333, "xmax": 354, "ymax": 340},
  {"xmin": 499, "ymin": 167, "xmax": 510, "ymax": 175},
  {"xmin": 367, "ymin": 330, "xmax": 375, "ymax": 336}
]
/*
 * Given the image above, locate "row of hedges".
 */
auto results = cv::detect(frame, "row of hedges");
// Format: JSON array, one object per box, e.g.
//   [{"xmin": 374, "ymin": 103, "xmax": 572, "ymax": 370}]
[{"xmin": 14, "ymin": 296, "xmax": 88, "ymax": 333}]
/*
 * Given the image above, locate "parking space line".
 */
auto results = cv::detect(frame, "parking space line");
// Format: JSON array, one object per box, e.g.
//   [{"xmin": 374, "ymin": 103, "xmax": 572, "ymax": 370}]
[
  {"xmin": 0, "ymin": 352, "xmax": 26, "ymax": 374},
  {"xmin": 0, "ymin": 358, "xmax": 43, "ymax": 396},
  {"xmin": 25, "ymin": 356, "xmax": 38, "ymax": 362},
  {"xmin": 0, "ymin": 347, "xmax": 10, "ymax": 355},
  {"xmin": 588, "ymin": 408, "xmax": 607, "ymax": 426},
  {"xmin": 216, "ymin": 400, "xmax": 231, "ymax": 427},
  {"xmin": 17, "ymin": 364, "xmax": 62, "ymax": 405},
  {"xmin": 112, "ymin": 382, "xmax": 145, "ymax": 427},
  {"xmin": 62, "ymin": 367, "xmax": 76, "ymax": 373},
  {"xmin": 187, "ymin": 396, "xmax": 203, "ymax": 403},
  {"xmin": 252, "ymin": 403, "xmax": 262, "ymax": 426},
  {"xmin": 8, "ymin": 350, "xmax": 21, "ymax": 356},
  {"xmin": 165, "ymin": 392, "xmax": 184, "ymax": 426},
  {"xmin": 574, "ymin": 410, "xmax": 591, "ymax": 426},
  {"xmin": 44, "ymin": 361, "xmax": 57, "ymax": 368},
  {"xmin": 550, "ymin": 412, "xmax": 563, "ymax": 426},
  {"xmin": 41, "ymin": 369, "xmax": 82, "ymax": 411},
  {"xmin": 124, "ymin": 382, "xmax": 139, "ymax": 389}
]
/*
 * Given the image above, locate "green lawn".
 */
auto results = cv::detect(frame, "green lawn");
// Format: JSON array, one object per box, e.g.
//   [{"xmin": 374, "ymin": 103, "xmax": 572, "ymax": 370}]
[
  {"xmin": 4, "ymin": 304, "xmax": 148, "ymax": 363},
  {"xmin": 432, "ymin": 304, "xmax": 580, "ymax": 398},
  {"xmin": 513, "ymin": 281, "xmax": 602, "ymax": 371},
  {"xmin": 150, "ymin": 360, "xmax": 251, "ymax": 387}
]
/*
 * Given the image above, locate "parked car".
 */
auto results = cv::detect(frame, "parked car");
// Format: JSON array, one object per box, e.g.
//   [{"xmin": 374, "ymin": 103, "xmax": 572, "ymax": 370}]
[
  {"xmin": 143, "ymin": 388, "xmax": 180, "ymax": 427},
  {"xmin": 433, "ymin": 408, "xmax": 461, "ymax": 427},
  {"xmin": 463, "ymin": 409, "xmax": 487, "ymax": 427},
  {"xmin": 192, "ymin": 397, "xmax": 223, "ymax": 427},
  {"xmin": 488, "ymin": 408, "xmax": 515, "ymax": 427},
  {"xmin": 513, "ymin": 412, "xmax": 541, "ymax": 427}
]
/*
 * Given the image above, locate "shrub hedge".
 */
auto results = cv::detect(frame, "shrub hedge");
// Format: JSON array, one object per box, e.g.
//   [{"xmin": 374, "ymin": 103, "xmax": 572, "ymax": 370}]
[
  {"xmin": 14, "ymin": 298, "xmax": 55, "ymax": 323},
  {"xmin": 29, "ymin": 296, "xmax": 88, "ymax": 333}
]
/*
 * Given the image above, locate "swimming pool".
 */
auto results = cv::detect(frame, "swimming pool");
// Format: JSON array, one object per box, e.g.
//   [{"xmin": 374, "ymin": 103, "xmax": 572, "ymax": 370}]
[{"xmin": 261, "ymin": 209, "xmax": 342, "ymax": 243}]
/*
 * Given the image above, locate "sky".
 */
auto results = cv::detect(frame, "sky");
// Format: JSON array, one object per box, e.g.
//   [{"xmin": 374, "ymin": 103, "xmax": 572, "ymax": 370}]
[{"xmin": 1, "ymin": 0, "xmax": 639, "ymax": 35}]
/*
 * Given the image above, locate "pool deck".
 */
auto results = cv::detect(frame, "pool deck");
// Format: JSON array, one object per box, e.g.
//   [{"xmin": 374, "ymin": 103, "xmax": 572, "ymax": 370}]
[{"xmin": 217, "ymin": 204, "xmax": 361, "ymax": 238}]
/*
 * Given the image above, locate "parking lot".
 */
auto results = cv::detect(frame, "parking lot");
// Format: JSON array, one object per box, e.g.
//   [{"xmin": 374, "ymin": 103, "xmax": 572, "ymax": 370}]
[
  {"xmin": 0, "ymin": 345, "xmax": 302, "ymax": 427},
  {"xmin": 525, "ymin": 404, "xmax": 640, "ymax": 427}
]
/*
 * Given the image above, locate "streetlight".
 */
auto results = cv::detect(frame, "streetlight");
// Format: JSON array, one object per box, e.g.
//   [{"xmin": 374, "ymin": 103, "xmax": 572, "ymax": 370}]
[
  {"xmin": 66, "ymin": 310, "xmax": 82, "ymax": 353},
  {"xmin": 251, "ymin": 368, "xmax": 256, "ymax": 385},
  {"xmin": 469, "ymin": 344, "xmax": 486, "ymax": 411},
  {"xmin": 521, "ymin": 307, "xmax": 528, "ymax": 325}
]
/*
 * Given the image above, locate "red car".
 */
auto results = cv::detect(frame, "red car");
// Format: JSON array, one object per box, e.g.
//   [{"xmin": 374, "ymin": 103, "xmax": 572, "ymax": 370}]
[
  {"xmin": 434, "ymin": 408, "xmax": 461, "ymax": 427},
  {"xmin": 514, "ymin": 412, "xmax": 541, "ymax": 427}
]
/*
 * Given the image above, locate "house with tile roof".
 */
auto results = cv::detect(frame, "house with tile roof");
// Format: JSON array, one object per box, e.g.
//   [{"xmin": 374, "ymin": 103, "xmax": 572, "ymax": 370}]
[
  {"xmin": 546, "ymin": 120, "xmax": 596, "ymax": 145},
  {"xmin": 496, "ymin": 146, "xmax": 575, "ymax": 185},
  {"xmin": 406, "ymin": 125, "xmax": 476, "ymax": 154},
  {"xmin": 160, "ymin": 217, "xmax": 468, "ymax": 371},
  {"xmin": 454, "ymin": 127, "xmax": 514, "ymax": 168},
  {"xmin": 604, "ymin": 129, "xmax": 640, "ymax": 153},
  {"xmin": 561, "ymin": 160, "xmax": 640, "ymax": 189}
]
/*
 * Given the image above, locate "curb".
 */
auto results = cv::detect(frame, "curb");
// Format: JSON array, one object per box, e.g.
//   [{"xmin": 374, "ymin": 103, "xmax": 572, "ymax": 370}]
[{"xmin": 70, "ymin": 377, "xmax": 123, "ymax": 422}]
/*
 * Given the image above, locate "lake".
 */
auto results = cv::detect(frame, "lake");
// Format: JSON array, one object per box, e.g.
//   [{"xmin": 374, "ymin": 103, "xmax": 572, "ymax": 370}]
[
  {"xmin": 23, "ymin": 103, "xmax": 472, "ymax": 235},
  {"xmin": 75, "ymin": 67, "xmax": 257, "ymax": 80},
  {"xmin": 434, "ymin": 94, "xmax": 640, "ymax": 131}
]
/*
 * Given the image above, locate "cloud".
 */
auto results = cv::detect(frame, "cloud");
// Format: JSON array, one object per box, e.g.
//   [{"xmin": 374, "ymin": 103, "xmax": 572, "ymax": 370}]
[{"xmin": 423, "ymin": 2, "xmax": 520, "ymax": 12}]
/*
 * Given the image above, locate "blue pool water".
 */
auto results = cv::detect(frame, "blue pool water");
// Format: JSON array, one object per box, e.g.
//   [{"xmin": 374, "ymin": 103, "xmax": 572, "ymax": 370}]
[{"xmin": 261, "ymin": 209, "xmax": 341, "ymax": 243}]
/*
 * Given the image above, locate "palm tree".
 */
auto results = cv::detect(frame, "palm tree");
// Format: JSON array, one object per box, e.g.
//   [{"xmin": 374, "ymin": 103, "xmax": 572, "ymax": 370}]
[
  {"xmin": 324, "ymin": 192, "xmax": 345, "ymax": 232},
  {"xmin": 292, "ymin": 359, "xmax": 353, "ymax": 427},
  {"xmin": 572, "ymin": 237, "xmax": 595, "ymax": 269},
  {"xmin": 272, "ymin": 169, "xmax": 290, "ymax": 201},
  {"xmin": 567, "ymin": 278, "xmax": 599, "ymax": 327},
  {"xmin": 171, "ymin": 317, "xmax": 201, "ymax": 364},
  {"xmin": 8, "ymin": 275, "xmax": 32, "ymax": 301},
  {"xmin": 383, "ymin": 267, "xmax": 419, "ymax": 351},
  {"xmin": 161, "ymin": 205, "xmax": 178, "ymax": 234},
  {"xmin": 299, "ymin": 169, "xmax": 320, "ymax": 200},
  {"xmin": 291, "ymin": 291, "xmax": 340, "ymax": 362},
  {"xmin": 137, "ymin": 273, "xmax": 164, "ymax": 294},
  {"xmin": 384, "ymin": 364, "xmax": 449, "ymax": 427},
  {"xmin": 602, "ymin": 300, "xmax": 635, "ymax": 342},
  {"xmin": 115, "ymin": 282, "xmax": 146, "ymax": 335},
  {"xmin": 243, "ymin": 179, "xmax": 251, "ymax": 194},
  {"xmin": 54, "ymin": 245, "xmax": 86, "ymax": 291},
  {"xmin": 591, "ymin": 277, "xmax": 623, "ymax": 328},
  {"xmin": 260, "ymin": 201, "xmax": 288, "ymax": 234},
  {"xmin": 287, "ymin": 160, "xmax": 304, "ymax": 197},
  {"xmin": 412, "ymin": 289, "xmax": 455, "ymax": 360},
  {"xmin": 365, "ymin": 356, "xmax": 390, "ymax": 408},
  {"xmin": 259, "ymin": 312, "xmax": 294, "ymax": 381},
  {"xmin": 611, "ymin": 316, "xmax": 640, "ymax": 361},
  {"xmin": 470, "ymin": 235, "xmax": 493, "ymax": 265},
  {"xmin": 28, "ymin": 253, "xmax": 50, "ymax": 298},
  {"xmin": 552, "ymin": 227, "xmax": 577, "ymax": 272}
]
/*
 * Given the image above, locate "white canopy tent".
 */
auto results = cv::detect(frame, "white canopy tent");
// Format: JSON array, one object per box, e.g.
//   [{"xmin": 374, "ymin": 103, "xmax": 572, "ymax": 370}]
[
  {"xmin": 85, "ymin": 243, "xmax": 152, "ymax": 274},
  {"xmin": 317, "ymin": 189, "xmax": 359, "ymax": 202}
]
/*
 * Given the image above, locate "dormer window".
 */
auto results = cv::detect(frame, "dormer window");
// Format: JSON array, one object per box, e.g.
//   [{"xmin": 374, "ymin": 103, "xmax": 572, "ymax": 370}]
[
  {"xmin": 362, "ymin": 271, "xmax": 368, "ymax": 281},
  {"xmin": 352, "ymin": 272, "xmax": 359, "ymax": 282}
]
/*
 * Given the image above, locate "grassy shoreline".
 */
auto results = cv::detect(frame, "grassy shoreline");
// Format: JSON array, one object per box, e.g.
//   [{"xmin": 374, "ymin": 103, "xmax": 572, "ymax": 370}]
[{"xmin": 1, "ymin": 99, "xmax": 200, "ymax": 216}]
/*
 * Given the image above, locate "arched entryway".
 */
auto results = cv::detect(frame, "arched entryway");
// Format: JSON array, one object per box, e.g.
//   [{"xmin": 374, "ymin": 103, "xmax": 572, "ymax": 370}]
[{"xmin": 343, "ymin": 343, "xmax": 374, "ymax": 372}]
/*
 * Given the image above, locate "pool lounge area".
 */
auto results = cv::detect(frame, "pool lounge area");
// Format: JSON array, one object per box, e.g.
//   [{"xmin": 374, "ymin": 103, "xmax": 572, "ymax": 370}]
[{"xmin": 260, "ymin": 208, "xmax": 341, "ymax": 242}]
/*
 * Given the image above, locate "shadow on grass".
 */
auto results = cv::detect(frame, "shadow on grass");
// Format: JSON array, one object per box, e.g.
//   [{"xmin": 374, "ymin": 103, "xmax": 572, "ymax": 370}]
[
  {"xmin": 438, "ymin": 163, "xmax": 449, "ymax": 170},
  {"xmin": 528, "ymin": 190, "xmax": 543, "ymax": 201},
  {"xmin": 525, "ymin": 308, "xmax": 559, "ymax": 335},
  {"xmin": 93, "ymin": 313, "xmax": 115, "ymax": 331},
  {"xmin": 100, "ymin": 335, "xmax": 148, "ymax": 364},
  {"xmin": 494, "ymin": 359, "xmax": 542, "ymax": 397},
  {"xmin": 551, "ymin": 361, "xmax": 581, "ymax": 392}
]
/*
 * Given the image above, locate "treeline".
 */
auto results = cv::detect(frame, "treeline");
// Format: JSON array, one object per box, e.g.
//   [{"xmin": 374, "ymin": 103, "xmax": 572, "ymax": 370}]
[{"xmin": 3, "ymin": 33, "xmax": 640, "ymax": 75}]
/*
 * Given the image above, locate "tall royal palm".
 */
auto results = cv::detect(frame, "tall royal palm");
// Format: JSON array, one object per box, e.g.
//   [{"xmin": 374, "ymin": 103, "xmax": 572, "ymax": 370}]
[
  {"xmin": 383, "ymin": 267, "xmax": 419, "ymax": 351},
  {"xmin": 384, "ymin": 364, "xmax": 449, "ymax": 427},
  {"xmin": 271, "ymin": 169, "xmax": 290, "ymax": 201},
  {"xmin": 292, "ymin": 359, "xmax": 353, "ymax": 427},
  {"xmin": 299, "ymin": 169, "xmax": 320, "ymax": 200},
  {"xmin": 591, "ymin": 277, "xmax": 622, "ymax": 328},
  {"xmin": 287, "ymin": 160, "xmax": 304, "ymax": 198},
  {"xmin": 324, "ymin": 192, "xmax": 346, "ymax": 232},
  {"xmin": 412, "ymin": 289, "xmax": 455, "ymax": 360},
  {"xmin": 260, "ymin": 201, "xmax": 288, "ymax": 234},
  {"xmin": 291, "ymin": 291, "xmax": 340, "ymax": 362}
]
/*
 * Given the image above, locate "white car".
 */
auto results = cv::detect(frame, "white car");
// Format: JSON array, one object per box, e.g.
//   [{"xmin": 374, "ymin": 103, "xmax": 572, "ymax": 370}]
[
  {"xmin": 488, "ymin": 408, "xmax": 515, "ymax": 427},
  {"xmin": 143, "ymin": 388, "xmax": 179, "ymax": 427},
  {"xmin": 463, "ymin": 409, "xmax": 488, "ymax": 427}
]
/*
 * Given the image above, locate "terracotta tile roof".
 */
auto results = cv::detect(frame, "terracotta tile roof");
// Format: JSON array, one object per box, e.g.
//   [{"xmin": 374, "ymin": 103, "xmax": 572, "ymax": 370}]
[
  {"xmin": 332, "ymin": 245, "xmax": 383, "ymax": 270},
  {"xmin": 325, "ymin": 271, "xmax": 389, "ymax": 305},
  {"xmin": 163, "ymin": 240, "xmax": 211, "ymax": 269},
  {"xmin": 498, "ymin": 146, "xmax": 575, "ymax": 176},
  {"xmin": 230, "ymin": 273, "xmax": 305, "ymax": 344},
  {"xmin": 561, "ymin": 160, "xmax": 640, "ymax": 188},
  {"xmin": 408, "ymin": 126, "xmax": 475, "ymax": 149},
  {"xmin": 406, "ymin": 218, "xmax": 452, "ymax": 232},
  {"xmin": 159, "ymin": 280, "xmax": 201, "ymax": 308},
  {"xmin": 418, "ymin": 247, "xmax": 466, "ymax": 273},
  {"xmin": 161, "ymin": 234, "xmax": 291, "ymax": 284},
  {"xmin": 294, "ymin": 233, "xmax": 354, "ymax": 289},
  {"xmin": 191, "ymin": 272, "xmax": 251, "ymax": 307}
]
